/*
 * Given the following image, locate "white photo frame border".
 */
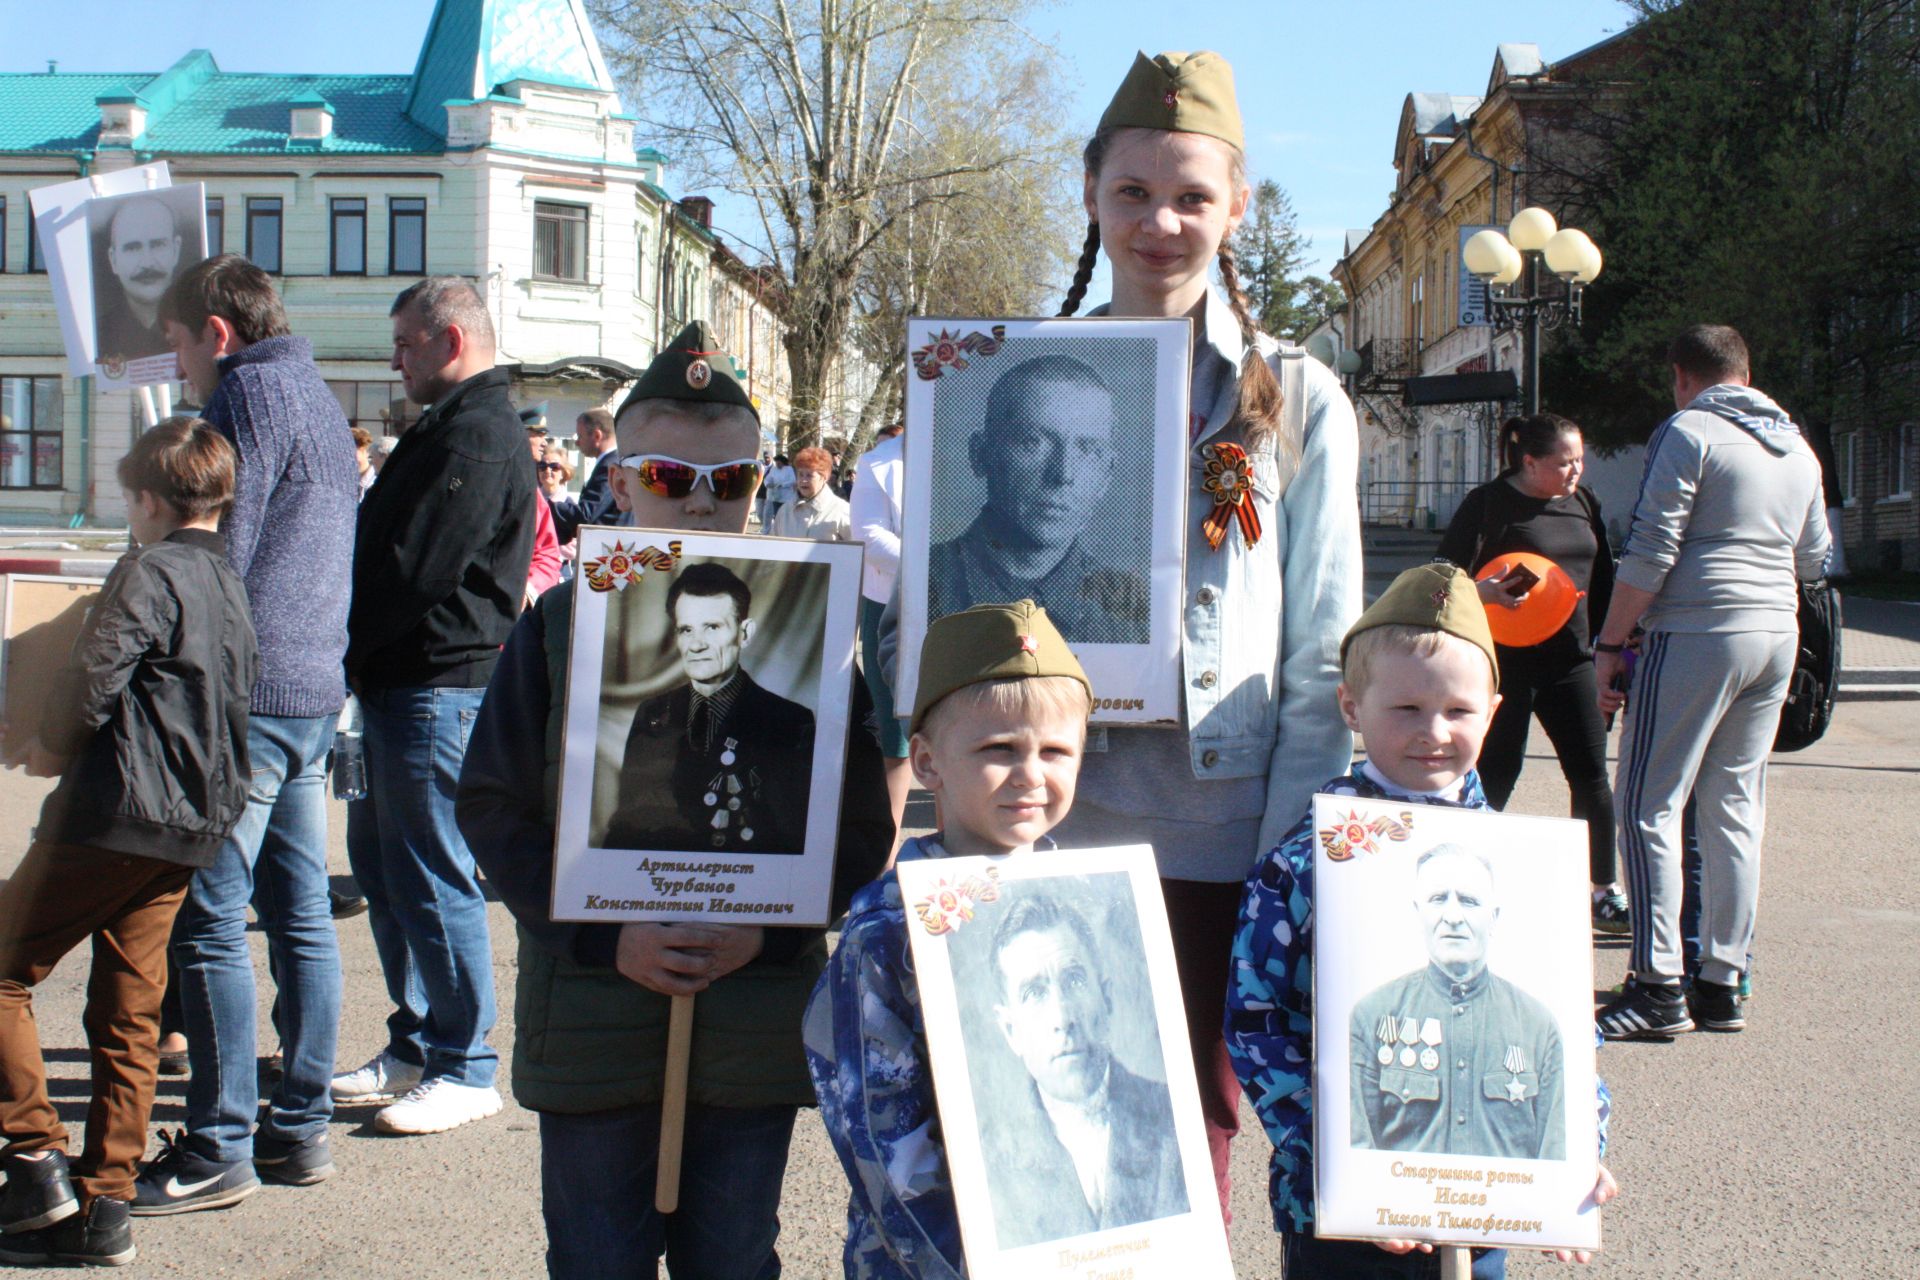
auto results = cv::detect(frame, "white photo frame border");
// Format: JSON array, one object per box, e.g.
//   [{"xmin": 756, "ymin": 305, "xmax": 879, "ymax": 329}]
[
  {"xmin": 898, "ymin": 316, "xmax": 1192, "ymax": 725},
  {"xmin": 1310, "ymin": 797, "xmax": 1604, "ymax": 1253},
  {"xmin": 899, "ymin": 845, "xmax": 1233, "ymax": 1280},
  {"xmin": 550, "ymin": 527, "xmax": 865, "ymax": 926}
]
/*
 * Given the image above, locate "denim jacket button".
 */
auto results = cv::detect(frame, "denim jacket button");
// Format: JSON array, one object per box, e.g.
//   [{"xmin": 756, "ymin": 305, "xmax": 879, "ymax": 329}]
[
  {"xmin": 1195, "ymin": 586, "xmax": 1216, "ymax": 606},
  {"xmin": 1198, "ymin": 669, "xmax": 1218, "ymax": 689},
  {"xmin": 1201, "ymin": 749, "xmax": 1220, "ymax": 769}
]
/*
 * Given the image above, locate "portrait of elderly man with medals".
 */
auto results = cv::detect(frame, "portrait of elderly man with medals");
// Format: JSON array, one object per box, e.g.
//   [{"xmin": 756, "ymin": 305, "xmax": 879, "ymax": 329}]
[
  {"xmin": 1348, "ymin": 843, "xmax": 1566, "ymax": 1161},
  {"xmin": 602, "ymin": 560, "xmax": 815, "ymax": 855}
]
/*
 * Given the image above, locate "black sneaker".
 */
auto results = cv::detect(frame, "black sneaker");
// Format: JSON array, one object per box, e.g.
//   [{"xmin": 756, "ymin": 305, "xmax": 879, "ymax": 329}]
[
  {"xmin": 1690, "ymin": 978, "xmax": 1746, "ymax": 1031},
  {"xmin": 253, "ymin": 1130, "xmax": 336, "ymax": 1186},
  {"xmin": 0, "ymin": 1148, "xmax": 78, "ymax": 1233},
  {"xmin": 129, "ymin": 1131, "xmax": 257, "ymax": 1216},
  {"xmin": 0, "ymin": 1197, "xmax": 136, "ymax": 1267},
  {"xmin": 1591, "ymin": 892, "xmax": 1631, "ymax": 936},
  {"xmin": 1597, "ymin": 980, "xmax": 1695, "ymax": 1040},
  {"xmin": 329, "ymin": 889, "xmax": 369, "ymax": 920}
]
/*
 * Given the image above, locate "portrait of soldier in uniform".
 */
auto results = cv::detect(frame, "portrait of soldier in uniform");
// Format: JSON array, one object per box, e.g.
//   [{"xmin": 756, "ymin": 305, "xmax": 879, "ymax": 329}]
[
  {"xmin": 928, "ymin": 353, "xmax": 1148, "ymax": 646},
  {"xmin": 965, "ymin": 892, "xmax": 1187, "ymax": 1249},
  {"xmin": 1348, "ymin": 843, "xmax": 1566, "ymax": 1161},
  {"xmin": 602, "ymin": 561, "xmax": 815, "ymax": 854},
  {"xmin": 88, "ymin": 188, "xmax": 203, "ymax": 365}
]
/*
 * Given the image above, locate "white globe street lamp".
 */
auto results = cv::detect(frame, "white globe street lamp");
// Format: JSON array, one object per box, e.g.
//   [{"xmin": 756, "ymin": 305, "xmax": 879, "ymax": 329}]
[{"xmin": 1461, "ymin": 205, "xmax": 1603, "ymax": 414}]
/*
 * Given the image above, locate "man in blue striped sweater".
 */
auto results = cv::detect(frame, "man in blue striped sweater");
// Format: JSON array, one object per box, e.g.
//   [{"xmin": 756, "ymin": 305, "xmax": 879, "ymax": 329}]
[{"xmin": 133, "ymin": 256, "xmax": 358, "ymax": 1214}]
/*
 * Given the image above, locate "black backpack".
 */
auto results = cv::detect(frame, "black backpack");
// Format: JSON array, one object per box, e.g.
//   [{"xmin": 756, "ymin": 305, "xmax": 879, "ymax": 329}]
[{"xmin": 1774, "ymin": 580, "xmax": 1842, "ymax": 752}]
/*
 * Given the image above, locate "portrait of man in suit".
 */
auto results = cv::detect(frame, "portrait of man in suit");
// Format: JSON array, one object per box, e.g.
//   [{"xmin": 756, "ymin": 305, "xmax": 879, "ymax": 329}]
[
  {"xmin": 970, "ymin": 893, "xmax": 1187, "ymax": 1249},
  {"xmin": 602, "ymin": 561, "xmax": 814, "ymax": 854},
  {"xmin": 90, "ymin": 189, "xmax": 203, "ymax": 365}
]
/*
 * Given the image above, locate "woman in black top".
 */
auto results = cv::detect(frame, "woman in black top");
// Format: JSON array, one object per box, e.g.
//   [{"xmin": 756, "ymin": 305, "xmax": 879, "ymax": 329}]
[{"xmin": 1439, "ymin": 413, "xmax": 1628, "ymax": 933}]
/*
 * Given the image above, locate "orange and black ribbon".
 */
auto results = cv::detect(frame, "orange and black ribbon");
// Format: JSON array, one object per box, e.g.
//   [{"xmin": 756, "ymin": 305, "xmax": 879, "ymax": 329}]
[{"xmin": 1200, "ymin": 442, "xmax": 1262, "ymax": 550}]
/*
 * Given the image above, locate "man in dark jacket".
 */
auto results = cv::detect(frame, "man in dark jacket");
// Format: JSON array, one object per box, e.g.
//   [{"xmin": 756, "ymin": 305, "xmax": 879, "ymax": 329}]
[
  {"xmin": 130, "ymin": 255, "xmax": 357, "ymax": 1216},
  {"xmin": 333, "ymin": 276, "xmax": 534, "ymax": 1136},
  {"xmin": 548, "ymin": 407, "xmax": 618, "ymax": 541},
  {"xmin": 0, "ymin": 419, "xmax": 255, "ymax": 1267}
]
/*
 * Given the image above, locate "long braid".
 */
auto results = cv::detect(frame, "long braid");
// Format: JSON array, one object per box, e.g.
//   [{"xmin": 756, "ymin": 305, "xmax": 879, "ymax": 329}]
[
  {"xmin": 1215, "ymin": 241, "xmax": 1289, "ymax": 459},
  {"xmin": 1058, "ymin": 222, "xmax": 1102, "ymax": 317}
]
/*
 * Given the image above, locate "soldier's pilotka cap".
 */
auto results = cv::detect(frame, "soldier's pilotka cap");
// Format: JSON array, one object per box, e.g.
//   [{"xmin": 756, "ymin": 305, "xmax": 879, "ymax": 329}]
[
  {"xmin": 1097, "ymin": 51, "xmax": 1245, "ymax": 152},
  {"xmin": 616, "ymin": 320, "xmax": 758, "ymax": 421},
  {"xmin": 910, "ymin": 600, "xmax": 1091, "ymax": 734},
  {"xmin": 1342, "ymin": 563, "xmax": 1500, "ymax": 688}
]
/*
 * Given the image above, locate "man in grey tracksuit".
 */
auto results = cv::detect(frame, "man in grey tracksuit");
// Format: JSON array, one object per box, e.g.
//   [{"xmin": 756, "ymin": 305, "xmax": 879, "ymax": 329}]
[{"xmin": 1593, "ymin": 324, "xmax": 1830, "ymax": 1040}]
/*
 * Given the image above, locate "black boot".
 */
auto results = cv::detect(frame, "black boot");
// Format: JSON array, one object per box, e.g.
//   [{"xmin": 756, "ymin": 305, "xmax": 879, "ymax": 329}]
[
  {"xmin": 0, "ymin": 1148, "xmax": 78, "ymax": 1234},
  {"xmin": 50, "ymin": 1197, "xmax": 135, "ymax": 1266}
]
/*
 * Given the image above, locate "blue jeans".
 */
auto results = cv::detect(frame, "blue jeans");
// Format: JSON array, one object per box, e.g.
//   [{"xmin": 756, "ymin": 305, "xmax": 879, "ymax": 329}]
[
  {"xmin": 174, "ymin": 713, "xmax": 342, "ymax": 1160},
  {"xmin": 1284, "ymin": 1236, "xmax": 1506, "ymax": 1279},
  {"xmin": 538, "ymin": 1101, "xmax": 796, "ymax": 1280},
  {"xmin": 346, "ymin": 685, "xmax": 497, "ymax": 1087}
]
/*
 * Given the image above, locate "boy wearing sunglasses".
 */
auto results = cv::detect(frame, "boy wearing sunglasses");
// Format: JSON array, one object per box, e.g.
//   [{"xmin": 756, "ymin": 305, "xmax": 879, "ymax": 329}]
[{"xmin": 455, "ymin": 322, "xmax": 896, "ymax": 1279}]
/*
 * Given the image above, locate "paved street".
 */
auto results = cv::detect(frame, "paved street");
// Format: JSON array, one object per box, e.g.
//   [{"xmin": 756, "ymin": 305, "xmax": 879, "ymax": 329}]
[{"xmin": 0, "ymin": 697, "xmax": 1914, "ymax": 1276}]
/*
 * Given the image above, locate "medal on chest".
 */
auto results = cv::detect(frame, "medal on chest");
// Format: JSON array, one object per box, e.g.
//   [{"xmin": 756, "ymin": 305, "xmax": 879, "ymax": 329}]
[
  {"xmin": 1200, "ymin": 442, "xmax": 1262, "ymax": 550},
  {"xmin": 702, "ymin": 739, "xmax": 757, "ymax": 846}
]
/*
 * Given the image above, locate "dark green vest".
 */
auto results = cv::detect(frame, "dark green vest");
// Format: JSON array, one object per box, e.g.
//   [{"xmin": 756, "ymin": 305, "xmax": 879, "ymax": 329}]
[{"xmin": 508, "ymin": 583, "xmax": 826, "ymax": 1114}]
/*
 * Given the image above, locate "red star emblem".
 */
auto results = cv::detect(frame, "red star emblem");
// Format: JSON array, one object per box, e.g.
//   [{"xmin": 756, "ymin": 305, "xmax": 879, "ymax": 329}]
[
  {"xmin": 1018, "ymin": 634, "xmax": 1039, "ymax": 655},
  {"xmin": 1163, "ymin": 90, "xmax": 1178, "ymax": 108},
  {"xmin": 1432, "ymin": 589, "xmax": 1449, "ymax": 606}
]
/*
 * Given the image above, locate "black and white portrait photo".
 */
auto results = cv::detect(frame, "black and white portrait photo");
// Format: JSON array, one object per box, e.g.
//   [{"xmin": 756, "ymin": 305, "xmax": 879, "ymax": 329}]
[
  {"xmin": 86, "ymin": 184, "xmax": 207, "ymax": 365},
  {"xmin": 1310, "ymin": 800, "xmax": 1602, "ymax": 1253},
  {"xmin": 900, "ymin": 317, "xmax": 1191, "ymax": 726},
  {"xmin": 1347, "ymin": 843, "xmax": 1565, "ymax": 1161},
  {"xmin": 551, "ymin": 530, "xmax": 864, "ymax": 925},
  {"xmin": 899, "ymin": 847, "xmax": 1230, "ymax": 1276}
]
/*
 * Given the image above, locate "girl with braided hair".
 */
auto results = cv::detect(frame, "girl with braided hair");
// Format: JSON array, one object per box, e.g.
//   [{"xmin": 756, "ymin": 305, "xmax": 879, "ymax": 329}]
[{"xmin": 1049, "ymin": 50, "xmax": 1363, "ymax": 1214}]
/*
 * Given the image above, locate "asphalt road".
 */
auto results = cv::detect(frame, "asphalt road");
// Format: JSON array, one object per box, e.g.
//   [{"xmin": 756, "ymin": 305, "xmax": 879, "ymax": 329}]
[{"xmin": 0, "ymin": 701, "xmax": 1913, "ymax": 1277}]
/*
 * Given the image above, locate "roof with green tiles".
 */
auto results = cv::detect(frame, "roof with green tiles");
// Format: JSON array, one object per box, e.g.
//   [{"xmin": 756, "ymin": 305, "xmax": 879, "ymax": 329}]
[{"xmin": 0, "ymin": 0, "xmax": 619, "ymax": 156}]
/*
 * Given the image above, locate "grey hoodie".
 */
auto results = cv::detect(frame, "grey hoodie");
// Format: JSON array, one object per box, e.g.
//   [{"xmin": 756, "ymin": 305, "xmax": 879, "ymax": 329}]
[{"xmin": 1616, "ymin": 383, "xmax": 1831, "ymax": 634}]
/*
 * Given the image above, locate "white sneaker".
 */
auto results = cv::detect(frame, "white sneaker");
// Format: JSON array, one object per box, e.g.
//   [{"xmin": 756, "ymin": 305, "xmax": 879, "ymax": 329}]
[
  {"xmin": 330, "ymin": 1051, "xmax": 424, "ymax": 1104},
  {"xmin": 374, "ymin": 1079, "xmax": 503, "ymax": 1135}
]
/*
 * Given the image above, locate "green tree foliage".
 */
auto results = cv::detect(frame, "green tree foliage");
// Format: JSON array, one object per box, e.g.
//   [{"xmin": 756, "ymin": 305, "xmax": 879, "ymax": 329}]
[
  {"xmin": 1545, "ymin": 0, "xmax": 1920, "ymax": 453},
  {"xmin": 1229, "ymin": 179, "xmax": 1346, "ymax": 341}
]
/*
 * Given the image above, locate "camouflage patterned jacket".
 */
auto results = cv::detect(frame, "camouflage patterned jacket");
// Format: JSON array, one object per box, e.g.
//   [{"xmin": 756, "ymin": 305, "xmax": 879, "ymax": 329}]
[
  {"xmin": 1223, "ymin": 767, "xmax": 1612, "ymax": 1234},
  {"xmin": 803, "ymin": 834, "xmax": 967, "ymax": 1280}
]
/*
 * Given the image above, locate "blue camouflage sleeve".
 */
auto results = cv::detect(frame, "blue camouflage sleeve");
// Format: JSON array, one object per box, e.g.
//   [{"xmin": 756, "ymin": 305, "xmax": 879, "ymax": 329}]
[
  {"xmin": 1225, "ymin": 809, "xmax": 1320, "ymax": 1234},
  {"xmin": 803, "ymin": 887, "xmax": 965, "ymax": 1280}
]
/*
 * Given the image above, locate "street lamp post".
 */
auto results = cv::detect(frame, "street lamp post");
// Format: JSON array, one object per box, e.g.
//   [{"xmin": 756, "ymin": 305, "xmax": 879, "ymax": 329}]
[{"xmin": 1462, "ymin": 207, "xmax": 1603, "ymax": 416}]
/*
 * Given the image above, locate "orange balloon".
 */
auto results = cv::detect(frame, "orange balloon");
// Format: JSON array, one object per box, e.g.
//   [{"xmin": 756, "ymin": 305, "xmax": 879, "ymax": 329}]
[{"xmin": 1475, "ymin": 552, "xmax": 1582, "ymax": 647}]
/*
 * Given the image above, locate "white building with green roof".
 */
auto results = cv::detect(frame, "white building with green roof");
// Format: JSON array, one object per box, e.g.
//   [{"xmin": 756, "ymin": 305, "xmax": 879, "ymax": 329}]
[{"xmin": 0, "ymin": 0, "xmax": 792, "ymax": 524}]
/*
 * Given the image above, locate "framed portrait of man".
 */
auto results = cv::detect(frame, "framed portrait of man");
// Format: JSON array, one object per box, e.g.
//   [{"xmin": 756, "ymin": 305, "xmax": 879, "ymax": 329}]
[
  {"xmin": 550, "ymin": 527, "xmax": 865, "ymax": 926},
  {"xmin": 1310, "ymin": 798, "xmax": 1604, "ymax": 1253},
  {"xmin": 27, "ymin": 163, "xmax": 207, "ymax": 390},
  {"xmin": 898, "ymin": 846, "xmax": 1231, "ymax": 1279},
  {"xmin": 897, "ymin": 317, "xmax": 1190, "ymax": 725}
]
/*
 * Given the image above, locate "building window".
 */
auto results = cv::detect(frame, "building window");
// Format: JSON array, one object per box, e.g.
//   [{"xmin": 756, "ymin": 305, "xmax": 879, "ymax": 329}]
[
  {"xmin": 246, "ymin": 198, "xmax": 283, "ymax": 273},
  {"xmin": 389, "ymin": 198, "xmax": 426, "ymax": 275},
  {"xmin": 1840, "ymin": 432, "xmax": 1858, "ymax": 504},
  {"xmin": 534, "ymin": 201, "xmax": 588, "ymax": 282},
  {"xmin": 329, "ymin": 198, "xmax": 367, "ymax": 275},
  {"xmin": 0, "ymin": 377, "xmax": 63, "ymax": 490},
  {"xmin": 1890, "ymin": 425, "xmax": 1915, "ymax": 501},
  {"xmin": 204, "ymin": 195, "xmax": 223, "ymax": 254},
  {"xmin": 0, "ymin": 195, "xmax": 7, "ymax": 271},
  {"xmin": 636, "ymin": 240, "xmax": 647, "ymax": 299},
  {"xmin": 325, "ymin": 379, "xmax": 416, "ymax": 436},
  {"xmin": 27, "ymin": 209, "xmax": 45, "ymax": 273}
]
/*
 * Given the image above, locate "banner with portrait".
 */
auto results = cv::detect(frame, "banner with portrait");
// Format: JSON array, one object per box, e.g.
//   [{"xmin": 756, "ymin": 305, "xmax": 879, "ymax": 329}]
[
  {"xmin": 898, "ymin": 317, "xmax": 1190, "ymax": 725},
  {"xmin": 898, "ymin": 845, "xmax": 1231, "ymax": 1279},
  {"xmin": 1310, "ymin": 797, "xmax": 1603, "ymax": 1252},
  {"xmin": 28, "ymin": 162, "xmax": 208, "ymax": 390},
  {"xmin": 550, "ymin": 527, "xmax": 865, "ymax": 926}
]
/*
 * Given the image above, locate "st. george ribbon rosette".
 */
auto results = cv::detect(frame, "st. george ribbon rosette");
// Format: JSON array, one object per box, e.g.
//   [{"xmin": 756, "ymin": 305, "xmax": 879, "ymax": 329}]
[{"xmin": 1199, "ymin": 441, "xmax": 1261, "ymax": 550}]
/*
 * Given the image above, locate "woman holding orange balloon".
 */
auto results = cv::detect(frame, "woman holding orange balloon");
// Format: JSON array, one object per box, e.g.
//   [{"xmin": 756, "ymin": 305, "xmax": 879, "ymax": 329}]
[{"xmin": 1439, "ymin": 413, "xmax": 1628, "ymax": 933}]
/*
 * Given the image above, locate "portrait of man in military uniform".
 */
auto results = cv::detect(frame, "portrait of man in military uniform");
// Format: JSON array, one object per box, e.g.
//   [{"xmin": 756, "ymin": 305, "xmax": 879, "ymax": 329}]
[
  {"xmin": 602, "ymin": 561, "xmax": 815, "ymax": 854},
  {"xmin": 87, "ymin": 187, "xmax": 205, "ymax": 365},
  {"xmin": 927, "ymin": 353, "xmax": 1149, "ymax": 646},
  {"xmin": 962, "ymin": 890, "xmax": 1186, "ymax": 1249},
  {"xmin": 1348, "ymin": 844, "xmax": 1566, "ymax": 1161}
]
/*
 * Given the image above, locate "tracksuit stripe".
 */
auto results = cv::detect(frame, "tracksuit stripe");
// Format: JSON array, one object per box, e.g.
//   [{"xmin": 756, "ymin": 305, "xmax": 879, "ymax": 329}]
[{"xmin": 1621, "ymin": 631, "xmax": 1670, "ymax": 976}]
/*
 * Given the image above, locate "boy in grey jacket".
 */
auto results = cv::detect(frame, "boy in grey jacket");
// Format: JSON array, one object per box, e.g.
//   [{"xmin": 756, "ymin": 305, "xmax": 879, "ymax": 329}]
[{"xmin": 1593, "ymin": 325, "xmax": 1829, "ymax": 1040}]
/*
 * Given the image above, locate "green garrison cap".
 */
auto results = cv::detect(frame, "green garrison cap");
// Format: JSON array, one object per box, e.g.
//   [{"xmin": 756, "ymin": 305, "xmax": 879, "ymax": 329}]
[
  {"xmin": 1097, "ymin": 51, "xmax": 1245, "ymax": 152},
  {"xmin": 616, "ymin": 321, "xmax": 757, "ymax": 421},
  {"xmin": 1342, "ymin": 563, "xmax": 1500, "ymax": 687},
  {"xmin": 911, "ymin": 600, "xmax": 1091, "ymax": 734}
]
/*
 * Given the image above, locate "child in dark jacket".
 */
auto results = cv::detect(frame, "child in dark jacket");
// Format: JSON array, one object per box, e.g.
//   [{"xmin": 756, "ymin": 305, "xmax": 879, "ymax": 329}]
[{"xmin": 0, "ymin": 418, "xmax": 257, "ymax": 1267}]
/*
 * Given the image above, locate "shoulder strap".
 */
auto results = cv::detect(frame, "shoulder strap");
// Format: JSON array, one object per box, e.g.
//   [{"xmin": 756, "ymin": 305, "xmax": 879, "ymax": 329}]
[{"xmin": 1274, "ymin": 346, "xmax": 1308, "ymax": 497}]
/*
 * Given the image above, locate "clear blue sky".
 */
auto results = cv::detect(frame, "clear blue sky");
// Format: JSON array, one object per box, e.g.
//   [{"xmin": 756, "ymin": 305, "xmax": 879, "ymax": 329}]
[{"xmin": 2, "ymin": 0, "xmax": 1634, "ymax": 274}]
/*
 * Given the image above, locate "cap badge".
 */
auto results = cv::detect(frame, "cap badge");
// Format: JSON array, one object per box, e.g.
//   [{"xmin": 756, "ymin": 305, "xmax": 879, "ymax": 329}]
[
  {"xmin": 1431, "ymin": 588, "xmax": 1449, "ymax": 606},
  {"xmin": 1018, "ymin": 634, "xmax": 1039, "ymax": 655},
  {"xmin": 685, "ymin": 358, "xmax": 712, "ymax": 390},
  {"xmin": 1162, "ymin": 90, "xmax": 1178, "ymax": 108}
]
